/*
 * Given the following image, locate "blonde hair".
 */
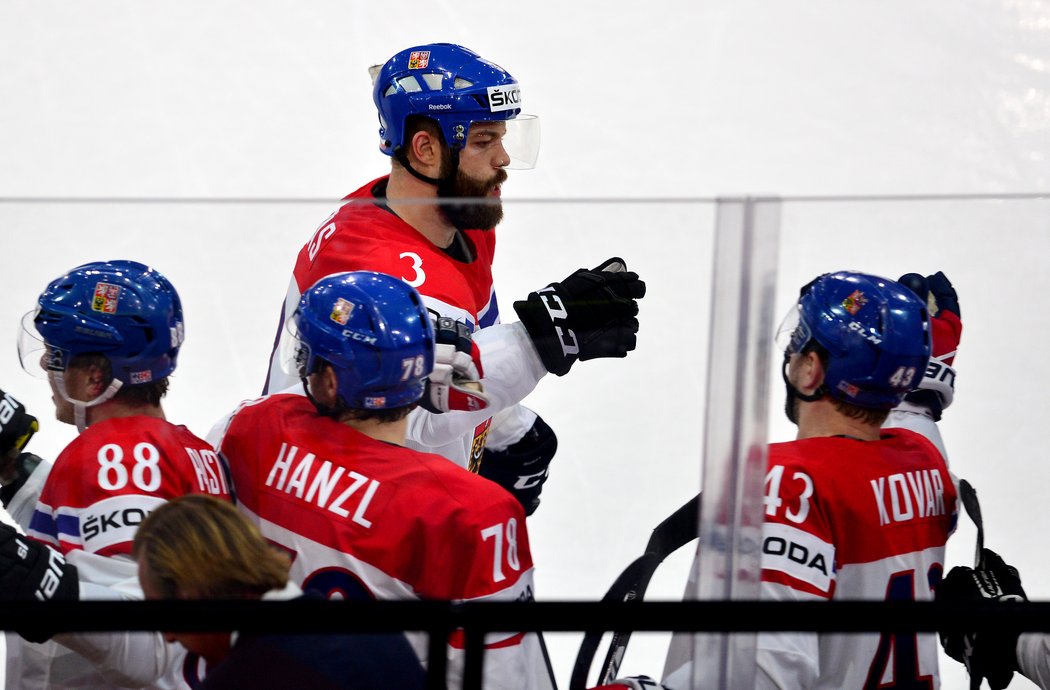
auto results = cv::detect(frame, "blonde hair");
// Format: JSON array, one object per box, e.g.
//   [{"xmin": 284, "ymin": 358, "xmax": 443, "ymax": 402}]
[{"xmin": 133, "ymin": 494, "xmax": 290, "ymax": 599}]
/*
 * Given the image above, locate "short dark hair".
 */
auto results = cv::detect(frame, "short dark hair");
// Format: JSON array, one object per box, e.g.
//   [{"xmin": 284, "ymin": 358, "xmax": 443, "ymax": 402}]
[
  {"xmin": 311, "ymin": 360, "xmax": 417, "ymax": 424},
  {"xmin": 806, "ymin": 344, "xmax": 890, "ymax": 427},
  {"xmin": 70, "ymin": 353, "xmax": 169, "ymax": 406}
]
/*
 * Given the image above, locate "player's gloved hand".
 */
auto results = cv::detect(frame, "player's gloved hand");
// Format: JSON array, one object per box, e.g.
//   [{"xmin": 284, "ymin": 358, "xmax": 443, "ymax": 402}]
[
  {"xmin": 0, "ymin": 389, "xmax": 38, "ymax": 474},
  {"xmin": 937, "ymin": 548, "xmax": 1025, "ymax": 690},
  {"xmin": 0, "ymin": 453, "xmax": 44, "ymax": 509},
  {"xmin": 514, "ymin": 257, "xmax": 646, "ymax": 376},
  {"xmin": 897, "ymin": 271, "xmax": 962, "ymax": 421},
  {"xmin": 0, "ymin": 522, "xmax": 79, "ymax": 642},
  {"xmin": 478, "ymin": 415, "xmax": 557, "ymax": 516},
  {"xmin": 420, "ymin": 317, "xmax": 490, "ymax": 414}
]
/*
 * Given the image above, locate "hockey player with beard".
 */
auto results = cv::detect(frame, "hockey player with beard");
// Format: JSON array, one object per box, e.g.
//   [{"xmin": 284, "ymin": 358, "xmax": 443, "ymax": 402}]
[
  {"xmin": 263, "ymin": 43, "xmax": 646, "ymax": 516},
  {"xmin": 222, "ymin": 271, "xmax": 553, "ymax": 690}
]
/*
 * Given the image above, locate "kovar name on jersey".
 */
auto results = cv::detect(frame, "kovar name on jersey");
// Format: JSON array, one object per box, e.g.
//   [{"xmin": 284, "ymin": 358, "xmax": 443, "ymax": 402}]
[{"xmin": 870, "ymin": 469, "xmax": 946, "ymax": 526}]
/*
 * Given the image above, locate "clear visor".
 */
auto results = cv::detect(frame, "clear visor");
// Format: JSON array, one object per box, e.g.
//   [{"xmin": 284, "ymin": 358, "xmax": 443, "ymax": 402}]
[
  {"xmin": 17, "ymin": 309, "xmax": 52, "ymax": 379},
  {"xmin": 278, "ymin": 312, "xmax": 313, "ymax": 380},
  {"xmin": 774, "ymin": 303, "xmax": 811, "ymax": 355},
  {"xmin": 494, "ymin": 114, "xmax": 540, "ymax": 169}
]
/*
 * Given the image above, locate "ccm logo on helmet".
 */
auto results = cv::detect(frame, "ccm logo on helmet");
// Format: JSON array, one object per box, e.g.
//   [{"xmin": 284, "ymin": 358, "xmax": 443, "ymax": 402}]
[{"xmin": 487, "ymin": 84, "xmax": 521, "ymax": 112}]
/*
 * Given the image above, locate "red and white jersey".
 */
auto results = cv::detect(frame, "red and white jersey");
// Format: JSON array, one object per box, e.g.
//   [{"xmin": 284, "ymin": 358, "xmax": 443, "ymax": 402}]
[
  {"xmin": 263, "ymin": 176, "xmax": 547, "ymax": 468},
  {"xmin": 216, "ymin": 393, "xmax": 554, "ymax": 690},
  {"xmin": 753, "ymin": 428, "xmax": 957, "ymax": 689},
  {"xmin": 28, "ymin": 415, "xmax": 231, "ymax": 557},
  {"xmin": 14, "ymin": 416, "xmax": 230, "ymax": 690}
]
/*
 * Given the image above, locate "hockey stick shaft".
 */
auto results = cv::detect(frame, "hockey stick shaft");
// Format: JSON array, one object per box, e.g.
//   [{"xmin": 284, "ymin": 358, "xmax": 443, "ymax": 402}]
[
  {"xmin": 594, "ymin": 494, "xmax": 701, "ymax": 686},
  {"xmin": 958, "ymin": 478, "xmax": 984, "ymax": 569}
]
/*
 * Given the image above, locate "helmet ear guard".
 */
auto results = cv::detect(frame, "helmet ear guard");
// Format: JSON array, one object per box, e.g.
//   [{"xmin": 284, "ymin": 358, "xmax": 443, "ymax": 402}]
[{"xmin": 780, "ymin": 271, "xmax": 932, "ymax": 410}]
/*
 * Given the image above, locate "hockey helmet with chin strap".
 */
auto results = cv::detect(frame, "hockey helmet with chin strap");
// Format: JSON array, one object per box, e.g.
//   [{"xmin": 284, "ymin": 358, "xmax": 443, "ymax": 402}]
[
  {"xmin": 775, "ymin": 271, "xmax": 931, "ymax": 409},
  {"xmin": 20, "ymin": 259, "xmax": 185, "ymax": 386},
  {"xmin": 372, "ymin": 43, "xmax": 540, "ymax": 170},
  {"xmin": 290, "ymin": 271, "xmax": 435, "ymax": 410},
  {"xmin": 18, "ymin": 260, "xmax": 185, "ymax": 431}
]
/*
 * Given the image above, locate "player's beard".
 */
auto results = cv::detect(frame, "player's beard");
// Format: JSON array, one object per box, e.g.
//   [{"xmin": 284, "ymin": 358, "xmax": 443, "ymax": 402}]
[{"xmin": 437, "ymin": 166, "xmax": 508, "ymax": 231}]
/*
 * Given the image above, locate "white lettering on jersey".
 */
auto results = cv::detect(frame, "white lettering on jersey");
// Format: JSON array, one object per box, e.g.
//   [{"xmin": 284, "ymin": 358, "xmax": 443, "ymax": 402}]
[
  {"xmin": 185, "ymin": 447, "xmax": 229, "ymax": 495},
  {"xmin": 870, "ymin": 469, "xmax": 946, "ymax": 526},
  {"xmin": 307, "ymin": 212, "xmax": 337, "ymax": 262},
  {"xmin": 266, "ymin": 444, "xmax": 380, "ymax": 528},
  {"xmin": 761, "ymin": 522, "xmax": 834, "ymax": 593}
]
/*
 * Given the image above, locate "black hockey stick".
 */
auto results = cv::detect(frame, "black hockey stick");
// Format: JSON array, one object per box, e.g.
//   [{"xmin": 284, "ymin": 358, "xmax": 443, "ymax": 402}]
[
  {"xmin": 569, "ymin": 493, "xmax": 700, "ymax": 690},
  {"xmin": 957, "ymin": 478, "xmax": 985, "ymax": 690},
  {"xmin": 958, "ymin": 478, "xmax": 984, "ymax": 569}
]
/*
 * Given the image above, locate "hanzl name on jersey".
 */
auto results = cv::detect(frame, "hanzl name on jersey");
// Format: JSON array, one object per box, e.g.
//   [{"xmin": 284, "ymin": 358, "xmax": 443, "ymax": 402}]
[
  {"xmin": 762, "ymin": 522, "xmax": 834, "ymax": 593},
  {"xmin": 265, "ymin": 443, "xmax": 381, "ymax": 528},
  {"xmin": 870, "ymin": 469, "xmax": 946, "ymax": 526}
]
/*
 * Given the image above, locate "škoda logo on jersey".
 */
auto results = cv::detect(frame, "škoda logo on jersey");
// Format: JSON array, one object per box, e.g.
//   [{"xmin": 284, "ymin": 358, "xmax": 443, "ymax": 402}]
[{"xmin": 92, "ymin": 282, "xmax": 121, "ymax": 314}]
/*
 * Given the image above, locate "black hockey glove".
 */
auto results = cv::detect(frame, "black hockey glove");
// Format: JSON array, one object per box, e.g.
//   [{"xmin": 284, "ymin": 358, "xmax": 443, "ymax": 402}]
[
  {"xmin": 0, "ymin": 453, "xmax": 44, "ymax": 508},
  {"xmin": 513, "ymin": 258, "xmax": 646, "ymax": 376},
  {"xmin": 937, "ymin": 548, "xmax": 1025, "ymax": 690},
  {"xmin": 897, "ymin": 272, "xmax": 961, "ymax": 421},
  {"xmin": 419, "ymin": 317, "xmax": 490, "ymax": 414},
  {"xmin": 0, "ymin": 388, "xmax": 38, "ymax": 469},
  {"xmin": 478, "ymin": 416, "xmax": 557, "ymax": 516}
]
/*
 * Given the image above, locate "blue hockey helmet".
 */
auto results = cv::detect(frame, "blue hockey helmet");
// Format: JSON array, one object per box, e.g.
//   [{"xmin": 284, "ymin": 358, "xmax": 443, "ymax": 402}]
[
  {"xmin": 372, "ymin": 43, "xmax": 540, "ymax": 168},
  {"xmin": 20, "ymin": 260, "xmax": 185, "ymax": 386},
  {"xmin": 292, "ymin": 271, "xmax": 435, "ymax": 410},
  {"xmin": 776, "ymin": 271, "xmax": 931, "ymax": 409}
]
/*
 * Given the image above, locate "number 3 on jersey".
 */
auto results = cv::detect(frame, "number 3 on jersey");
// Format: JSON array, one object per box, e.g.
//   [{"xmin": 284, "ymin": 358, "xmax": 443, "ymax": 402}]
[{"xmin": 400, "ymin": 252, "xmax": 426, "ymax": 287}]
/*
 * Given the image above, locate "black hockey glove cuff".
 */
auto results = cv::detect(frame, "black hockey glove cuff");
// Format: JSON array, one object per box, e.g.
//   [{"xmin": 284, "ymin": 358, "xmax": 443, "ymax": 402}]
[
  {"xmin": 0, "ymin": 389, "xmax": 38, "ymax": 460},
  {"xmin": 0, "ymin": 452, "xmax": 44, "ymax": 508},
  {"xmin": 0, "ymin": 522, "xmax": 79, "ymax": 642},
  {"xmin": 478, "ymin": 416, "xmax": 557, "ymax": 516},
  {"xmin": 937, "ymin": 548, "xmax": 1024, "ymax": 690},
  {"xmin": 513, "ymin": 258, "xmax": 645, "ymax": 377}
]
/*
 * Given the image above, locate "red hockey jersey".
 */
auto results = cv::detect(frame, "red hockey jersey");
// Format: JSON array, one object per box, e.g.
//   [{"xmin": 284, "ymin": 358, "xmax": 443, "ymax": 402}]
[
  {"xmin": 263, "ymin": 176, "xmax": 548, "ymax": 470},
  {"xmin": 28, "ymin": 415, "xmax": 231, "ymax": 557},
  {"xmin": 216, "ymin": 393, "xmax": 553, "ymax": 690},
  {"xmin": 755, "ymin": 428, "xmax": 957, "ymax": 688}
]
